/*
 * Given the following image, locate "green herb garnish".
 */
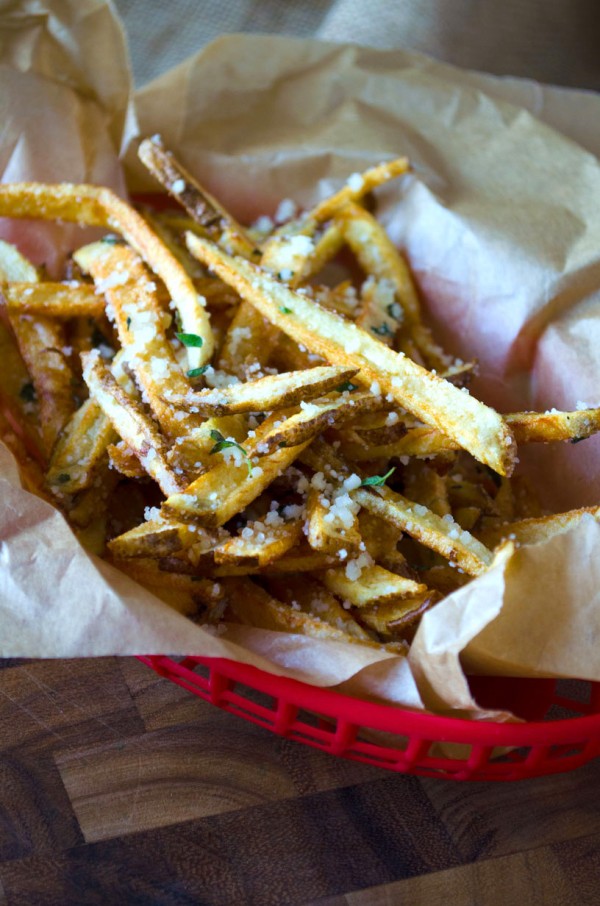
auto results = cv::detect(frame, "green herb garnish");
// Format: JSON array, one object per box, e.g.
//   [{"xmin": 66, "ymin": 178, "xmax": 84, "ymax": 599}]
[
  {"xmin": 176, "ymin": 332, "xmax": 204, "ymax": 348},
  {"xmin": 209, "ymin": 429, "xmax": 252, "ymax": 475},
  {"xmin": 187, "ymin": 365, "xmax": 209, "ymax": 378},
  {"xmin": 279, "ymin": 306, "xmax": 293, "ymax": 315},
  {"xmin": 19, "ymin": 382, "xmax": 36, "ymax": 403},
  {"xmin": 360, "ymin": 467, "xmax": 395, "ymax": 488},
  {"xmin": 336, "ymin": 381, "xmax": 359, "ymax": 393},
  {"xmin": 371, "ymin": 323, "xmax": 394, "ymax": 337},
  {"xmin": 100, "ymin": 234, "xmax": 119, "ymax": 244},
  {"xmin": 57, "ymin": 473, "xmax": 71, "ymax": 484},
  {"xmin": 126, "ymin": 316, "xmax": 132, "ymax": 330}
]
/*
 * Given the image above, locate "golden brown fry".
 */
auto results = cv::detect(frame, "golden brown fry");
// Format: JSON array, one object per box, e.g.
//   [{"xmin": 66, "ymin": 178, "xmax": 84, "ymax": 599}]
[
  {"xmin": 259, "ymin": 391, "xmax": 378, "ymax": 454},
  {"xmin": 310, "ymin": 157, "xmax": 410, "ymax": 222},
  {"xmin": 323, "ymin": 563, "xmax": 427, "ymax": 608},
  {"xmin": 162, "ymin": 411, "xmax": 313, "ymax": 526},
  {"xmin": 357, "ymin": 592, "xmax": 437, "ymax": 638},
  {"xmin": 213, "ymin": 517, "xmax": 303, "ymax": 567},
  {"xmin": 219, "ymin": 576, "xmax": 395, "ymax": 647},
  {"xmin": 480, "ymin": 505, "xmax": 600, "ymax": 549},
  {"xmin": 217, "ymin": 301, "xmax": 280, "ymax": 377},
  {"xmin": 138, "ymin": 135, "xmax": 258, "ymax": 259},
  {"xmin": 267, "ymin": 575, "xmax": 374, "ymax": 641},
  {"xmin": 186, "ymin": 233, "xmax": 516, "ymax": 476},
  {"xmin": 168, "ymin": 365, "xmax": 356, "ymax": 417},
  {"xmin": 0, "ymin": 182, "xmax": 213, "ymax": 365},
  {"xmin": 108, "ymin": 517, "xmax": 222, "ymax": 560},
  {"xmin": 82, "ymin": 350, "xmax": 185, "ymax": 496},
  {"xmin": 2, "ymin": 282, "xmax": 104, "ymax": 318},
  {"xmin": 107, "ymin": 441, "xmax": 146, "ymax": 479},
  {"xmin": 305, "ymin": 485, "xmax": 362, "ymax": 557}
]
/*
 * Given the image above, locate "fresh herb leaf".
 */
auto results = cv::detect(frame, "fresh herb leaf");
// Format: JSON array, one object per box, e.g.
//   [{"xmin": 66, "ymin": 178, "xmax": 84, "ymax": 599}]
[
  {"xmin": 336, "ymin": 380, "xmax": 359, "ymax": 393},
  {"xmin": 100, "ymin": 234, "xmax": 119, "ymax": 244},
  {"xmin": 209, "ymin": 429, "xmax": 252, "ymax": 475},
  {"xmin": 360, "ymin": 467, "xmax": 396, "ymax": 488},
  {"xmin": 371, "ymin": 323, "xmax": 394, "ymax": 337},
  {"xmin": 187, "ymin": 365, "xmax": 209, "ymax": 378},
  {"xmin": 279, "ymin": 306, "xmax": 293, "ymax": 315},
  {"xmin": 126, "ymin": 316, "xmax": 132, "ymax": 330},
  {"xmin": 19, "ymin": 382, "xmax": 36, "ymax": 403},
  {"xmin": 176, "ymin": 332, "xmax": 204, "ymax": 348},
  {"xmin": 57, "ymin": 473, "xmax": 71, "ymax": 484}
]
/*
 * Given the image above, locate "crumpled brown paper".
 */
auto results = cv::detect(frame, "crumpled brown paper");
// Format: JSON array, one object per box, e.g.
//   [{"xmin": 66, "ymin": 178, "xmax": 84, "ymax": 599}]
[{"xmin": 2, "ymin": 0, "xmax": 600, "ymax": 716}]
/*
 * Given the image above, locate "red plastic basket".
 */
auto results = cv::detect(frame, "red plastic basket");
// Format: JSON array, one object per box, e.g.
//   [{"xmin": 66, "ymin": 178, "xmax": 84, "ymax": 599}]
[{"xmin": 139, "ymin": 655, "xmax": 600, "ymax": 781}]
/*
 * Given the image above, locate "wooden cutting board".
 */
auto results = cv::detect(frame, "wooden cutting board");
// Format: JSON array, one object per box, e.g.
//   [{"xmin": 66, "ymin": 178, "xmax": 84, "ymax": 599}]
[{"xmin": 0, "ymin": 656, "xmax": 598, "ymax": 905}]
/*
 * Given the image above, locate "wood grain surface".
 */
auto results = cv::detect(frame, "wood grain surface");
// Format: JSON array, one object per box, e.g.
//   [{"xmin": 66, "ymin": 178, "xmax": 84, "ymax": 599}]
[{"xmin": 0, "ymin": 657, "xmax": 598, "ymax": 905}]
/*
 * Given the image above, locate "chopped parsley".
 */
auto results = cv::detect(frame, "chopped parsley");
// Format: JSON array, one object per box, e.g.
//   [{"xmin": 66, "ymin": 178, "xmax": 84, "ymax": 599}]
[
  {"xmin": 176, "ymin": 332, "xmax": 204, "ymax": 348},
  {"xmin": 387, "ymin": 302, "xmax": 403, "ymax": 321},
  {"xmin": 360, "ymin": 467, "xmax": 395, "ymax": 488},
  {"xmin": 371, "ymin": 323, "xmax": 394, "ymax": 337},
  {"xmin": 100, "ymin": 234, "xmax": 119, "ymax": 244},
  {"xmin": 126, "ymin": 316, "xmax": 132, "ymax": 330},
  {"xmin": 187, "ymin": 365, "xmax": 209, "ymax": 378},
  {"xmin": 209, "ymin": 429, "xmax": 252, "ymax": 475},
  {"xmin": 336, "ymin": 380, "xmax": 359, "ymax": 393},
  {"xmin": 19, "ymin": 382, "xmax": 36, "ymax": 403},
  {"xmin": 279, "ymin": 306, "xmax": 293, "ymax": 315}
]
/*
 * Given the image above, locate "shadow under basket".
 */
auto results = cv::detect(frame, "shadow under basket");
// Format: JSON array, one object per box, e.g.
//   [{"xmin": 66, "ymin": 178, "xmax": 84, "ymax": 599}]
[{"xmin": 138, "ymin": 655, "xmax": 600, "ymax": 782}]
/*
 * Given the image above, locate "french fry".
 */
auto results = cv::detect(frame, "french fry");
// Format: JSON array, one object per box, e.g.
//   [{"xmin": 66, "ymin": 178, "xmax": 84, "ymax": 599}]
[
  {"xmin": 107, "ymin": 441, "xmax": 147, "ymax": 479},
  {"xmin": 309, "ymin": 157, "xmax": 410, "ymax": 222},
  {"xmin": 305, "ymin": 485, "xmax": 362, "ymax": 556},
  {"xmin": 186, "ymin": 233, "xmax": 516, "ymax": 476},
  {"xmin": 323, "ymin": 563, "xmax": 427, "ymax": 608},
  {"xmin": 82, "ymin": 350, "xmax": 185, "ymax": 496},
  {"xmin": 266, "ymin": 575, "xmax": 374, "ymax": 641},
  {"xmin": 2, "ymin": 282, "xmax": 104, "ymax": 318},
  {"xmin": 213, "ymin": 517, "xmax": 303, "ymax": 567},
  {"xmin": 217, "ymin": 302, "xmax": 280, "ymax": 377},
  {"xmin": 480, "ymin": 505, "xmax": 600, "ymax": 549},
  {"xmin": 257, "ymin": 391, "xmax": 379, "ymax": 455},
  {"xmin": 108, "ymin": 517, "xmax": 222, "ymax": 560},
  {"xmin": 0, "ymin": 243, "xmax": 76, "ymax": 455},
  {"xmin": 162, "ymin": 411, "xmax": 313, "ymax": 526},
  {"xmin": 357, "ymin": 591, "xmax": 437, "ymax": 638},
  {"xmin": 138, "ymin": 135, "xmax": 259, "ymax": 259},
  {"xmin": 167, "ymin": 365, "xmax": 356, "ymax": 417},
  {"xmin": 0, "ymin": 181, "xmax": 213, "ymax": 366}
]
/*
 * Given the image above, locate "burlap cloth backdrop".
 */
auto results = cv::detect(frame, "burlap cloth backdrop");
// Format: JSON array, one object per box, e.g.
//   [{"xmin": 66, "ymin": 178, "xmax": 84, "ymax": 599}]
[{"xmin": 115, "ymin": 0, "xmax": 600, "ymax": 92}]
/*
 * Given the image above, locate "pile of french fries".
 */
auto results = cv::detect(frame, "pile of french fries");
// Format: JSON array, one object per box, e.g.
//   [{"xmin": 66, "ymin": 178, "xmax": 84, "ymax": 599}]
[{"xmin": 1, "ymin": 135, "xmax": 599, "ymax": 655}]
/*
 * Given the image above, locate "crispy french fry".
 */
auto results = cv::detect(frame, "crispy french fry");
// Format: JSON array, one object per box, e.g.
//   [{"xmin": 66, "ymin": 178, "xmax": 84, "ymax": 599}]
[
  {"xmin": 2, "ymin": 282, "xmax": 103, "ymax": 318},
  {"xmin": 108, "ymin": 516, "xmax": 222, "ymax": 559},
  {"xmin": 309, "ymin": 157, "xmax": 410, "ymax": 222},
  {"xmin": 167, "ymin": 365, "xmax": 356, "ymax": 417},
  {"xmin": 305, "ymin": 485, "xmax": 362, "ymax": 556},
  {"xmin": 323, "ymin": 563, "xmax": 427, "ymax": 608},
  {"xmin": 357, "ymin": 592, "xmax": 437, "ymax": 637},
  {"xmin": 267, "ymin": 575, "xmax": 374, "ymax": 641},
  {"xmin": 0, "ymin": 182, "xmax": 212, "ymax": 366},
  {"xmin": 186, "ymin": 233, "xmax": 516, "ymax": 476},
  {"xmin": 480, "ymin": 505, "xmax": 600, "ymax": 549},
  {"xmin": 82, "ymin": 350, "xmax": 185, "ymax": 496},
  {"xmin": 213, "ymin": 517, "xmax": 303, "ymax": 567},
  {"xmin": 0, "ymin": 244, "xmax": 76, "ymax": 455},
  {"xmin": 138, "ymin": 136, "xmax": 258, "ymax": 259}
]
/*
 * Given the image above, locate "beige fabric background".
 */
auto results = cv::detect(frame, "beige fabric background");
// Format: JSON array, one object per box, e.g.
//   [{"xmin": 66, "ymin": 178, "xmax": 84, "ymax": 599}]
[{"xmin": 114, "ymin": 0, "xmax": 600, "ymax": 91}]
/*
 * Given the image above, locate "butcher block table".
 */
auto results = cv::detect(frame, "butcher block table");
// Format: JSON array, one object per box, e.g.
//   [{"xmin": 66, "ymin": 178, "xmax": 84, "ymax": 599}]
[{"xmin": 0, "ymin": 657, "xmax": 597, "ymax": 905}]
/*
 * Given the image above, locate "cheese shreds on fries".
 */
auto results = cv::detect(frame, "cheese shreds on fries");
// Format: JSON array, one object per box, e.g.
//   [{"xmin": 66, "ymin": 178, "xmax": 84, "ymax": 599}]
[{"xmin": 0, "ymin": 137, "xmax": 598, "ymax": 650}]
